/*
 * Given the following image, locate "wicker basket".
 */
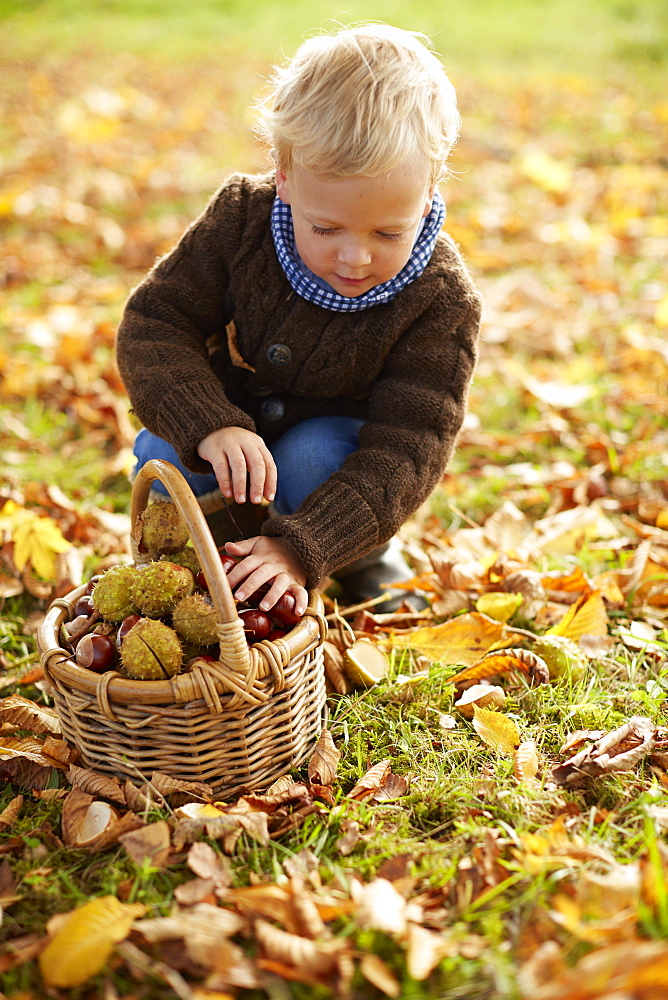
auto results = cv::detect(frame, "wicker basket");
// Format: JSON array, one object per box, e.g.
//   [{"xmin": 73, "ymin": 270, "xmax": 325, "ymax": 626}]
[{"xmin": 36, "ymin": 459, "xmax": 327, "ymax": 799}]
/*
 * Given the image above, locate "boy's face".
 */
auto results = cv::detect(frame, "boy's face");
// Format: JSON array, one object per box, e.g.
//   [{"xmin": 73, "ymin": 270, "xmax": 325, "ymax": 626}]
[{"xmin": 275, "ymin": 159, "xmax": 435, "ymax": 297}]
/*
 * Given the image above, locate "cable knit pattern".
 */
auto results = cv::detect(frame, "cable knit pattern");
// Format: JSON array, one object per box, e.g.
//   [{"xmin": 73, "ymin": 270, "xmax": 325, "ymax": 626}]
[{"xmin": 116, "ymin": 173, "xmax": 482, "ymax": 589}]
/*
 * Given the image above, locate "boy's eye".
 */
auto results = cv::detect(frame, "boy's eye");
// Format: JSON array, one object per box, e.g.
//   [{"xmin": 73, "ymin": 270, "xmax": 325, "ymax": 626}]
[
  {"xmin": 311, "ymin": 225, "xmax": 335, "ymax": 236},
  {"xmin": 378, "ymin": 231, "xmax": 403, "ymax": 242}
]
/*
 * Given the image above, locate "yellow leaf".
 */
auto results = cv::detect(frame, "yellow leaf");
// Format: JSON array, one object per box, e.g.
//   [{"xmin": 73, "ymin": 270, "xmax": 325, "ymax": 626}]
[
  {"xmin": 11, "ymin": 513, "xmax": 71, "ymax": 580},
  {"xmin": 391, "ymin": 612, "xmax": 509, "ymax": 665},
  {"xmin": 472, "ymin": 707, "xmax": 520, "ymax": 755},
  {"xmin": 655, "ymin": 293, "xmax": 668, "ymax": 329},
  {"xmin": 39, "ymin": 896, "xmax": 146, "ymax": 987},
  {"xmin": 546, "ymin": 590, "xmax": 609, "ymax": 640},
  {"xmin": 519, "ymin": 147, "xmax": 573, "ymax": 193},
  {"xmin": 514, "ymin": 740, "xmax": 540, "ymax": 784},
  {"xmin": 476, "ymin": 592, "xmax": 523, "ymax": 622}
]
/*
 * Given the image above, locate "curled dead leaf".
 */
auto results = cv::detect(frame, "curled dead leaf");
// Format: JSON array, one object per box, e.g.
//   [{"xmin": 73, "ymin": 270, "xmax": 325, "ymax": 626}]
[
  {"xmin": 347, "ymin": 759, "xmax": 392, "ymax": 800},
  {"xmin": 552, "ymin": 716, "xmax": 656, "ymax": 787},
  {"xmin": 307, "ymin": 729, "xmax": 340, "ymax": 786}
]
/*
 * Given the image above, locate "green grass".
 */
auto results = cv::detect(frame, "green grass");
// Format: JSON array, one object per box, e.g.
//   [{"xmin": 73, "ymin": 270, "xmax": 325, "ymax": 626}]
[{"xmin": 1, "ymin": 0, "xmax": 667, "ymax": 83}]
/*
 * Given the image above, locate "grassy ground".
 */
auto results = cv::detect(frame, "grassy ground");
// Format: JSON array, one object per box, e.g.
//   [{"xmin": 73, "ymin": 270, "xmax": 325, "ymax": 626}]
[{"xmin": 1, "ymin": 2, "xmax": 667, "ymax": 998}]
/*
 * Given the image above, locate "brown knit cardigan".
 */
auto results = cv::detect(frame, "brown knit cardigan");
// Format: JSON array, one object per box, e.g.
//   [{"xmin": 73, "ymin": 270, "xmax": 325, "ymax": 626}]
[{"xmin": 116, "ymin": 173, "xmax": 482, "ymax": 589}]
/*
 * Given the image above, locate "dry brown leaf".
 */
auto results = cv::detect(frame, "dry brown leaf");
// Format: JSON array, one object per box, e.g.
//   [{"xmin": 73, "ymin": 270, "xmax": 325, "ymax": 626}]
[
  {"xmin": 150, "ymin": 771, "xmax": 214, "ymax": 801},
  {"xmin": 187, "ymin": 841, "xmax": 232, "ymax": 889},
  {"xmin": 430, "ymin": 553, "xmax": 485, "ymax": 590},
  {"xmin": 449, "ymin": 647, "xmax": 549, "ymax": 687},
  {"xmin": 0, "ymin": 795, "xmax": 23, "ymax": 828},
  {"xmin": 353, "ymin": 877, "xmax": 408, "ymax": 934},
  {"xmin": 119, "ymin": 820, "xmax": 171, "ymax": 867},
  {"xmin": 0, "ymin": 735, "xmax": 69, "ymax": 769},
  {"xmin": 528, "ymin": 938, "xmax": 668, "ymax": 1000},
  {"xmin": 307, "ymin": 729, "xmax": 340, "ymax": 786},
  {"xmin": 472, "ymin": 706, "xmax": 521, "ymax": 755},
  {"xmin": 370, "ymin": 771, "xmax": 410, "ymax": 802},
  {"xmin": 0, "ymin": 932, "xmax": 44, "ymax": 974},
  {"xmin": 222, "ymin": 883, "xmax": 301, "ymax": 934},
  {"xmin": 67, "ymin": 765, "xmax": 126, "ymax": 804},
  {"xmin": 336, "ymin": 819, "xmax": 361, "ymax": 856},
  {"xmin": 135, "ymin": 902, "xmax": 245, "ymax": 959},
  {"xmin": 0, "ymin": 694, "xmax": 62, "ymax": 734},
  {"xmin": 360, "ymin": 952, "xmax": 401, "ymax": 997},
  {"xmin": 347, "ymin": 759, "xmax": 392, "ymax": 800},
  {"xmin": 255, "ymin": 917, "xmax": 347, "ymax": 977},
  {"xmin": 552, "ymin": 715, "xmax": 656, "ymax": 787},
  {"xmin": 60, "ymin": 787, "xmax": 94, "ymax": 847},
  {"xmin": 123, "ymin": 778, "xmax": 166, "ymax": 813},
  {"xmin": 289, "ymin": 874, "xmax": 328, "ymax": 939},
  {"xmin": 405, "ymin": 921, "xmax": 457, "ymax": 981},
  {"xmin": 42, "ymin": 735, "xmax": 77, "ymax": 765}
]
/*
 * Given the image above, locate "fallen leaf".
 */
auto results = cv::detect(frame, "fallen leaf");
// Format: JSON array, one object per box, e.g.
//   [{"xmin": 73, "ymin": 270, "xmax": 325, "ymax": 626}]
[
  {"xmin": 448, "ymin": 646, "xmax": 548, "ymax": 687},
  {"xmin": 119, "ymin": 820, "xmax": 171, "ymax": 867},
  {"xmin": 546, "ymin": 589, "xmax": 609, "ymax": 640},
  {"xmin": 308, "ymin": 729, "xmax": 340, "ymax": 786},
  {"xmin": 476, "ymin": 591, "xmax": 523, "ymax": 621},
  {"xmin": 39, "ymin": 896, "xmax": 146, "ymax": 987},
  {"xmin": 552, "ymin": 716, "xmax": 656, "ymax": 787},
  {"xmin": 391, "ymin": 612, "xmax": 509, "ymax": 665},
  {"xmin": 360, "ymin": 952, "xmax": 401, "ymax": 997},
  {"xmin": 0, "ymin": 695, "xmax": 62, "ymax": 734},
  {"xmin": 472, "ymin": 706, "xmax": 520, "ymax": 755},
  {"xmin": 347, "ymin": 759, "xmax": 392, "ymax": 800}
]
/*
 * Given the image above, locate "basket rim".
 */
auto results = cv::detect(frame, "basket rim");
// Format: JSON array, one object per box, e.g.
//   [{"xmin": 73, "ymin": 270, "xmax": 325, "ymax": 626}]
[{"xmin": 37, "ymin": 582, "xmax": 325, "ymax": 706}]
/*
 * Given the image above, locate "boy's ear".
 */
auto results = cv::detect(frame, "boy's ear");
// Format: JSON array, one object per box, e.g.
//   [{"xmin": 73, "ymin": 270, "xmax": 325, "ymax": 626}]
[
  {"xmin": 422, "ymin": 185, "xmax": 436, "ymax": 217},
  {"xmin": 275, "ymin": 169, "xmax": 291, "ymax": 204}
]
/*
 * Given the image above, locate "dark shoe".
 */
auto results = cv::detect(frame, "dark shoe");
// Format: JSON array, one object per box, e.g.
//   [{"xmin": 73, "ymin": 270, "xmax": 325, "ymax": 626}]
[{"xmin": 334, "ymin": 537, "xmax": 428, "ymax": 612}]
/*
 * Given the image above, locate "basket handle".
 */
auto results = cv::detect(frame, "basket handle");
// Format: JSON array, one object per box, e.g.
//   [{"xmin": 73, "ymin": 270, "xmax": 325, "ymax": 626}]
[{"xmin": 131, "ymin": 458, "xmax": 251, "ymax": 674}]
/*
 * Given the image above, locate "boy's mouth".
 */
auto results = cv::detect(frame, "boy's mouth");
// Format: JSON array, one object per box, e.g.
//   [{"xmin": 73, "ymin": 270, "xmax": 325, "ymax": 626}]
[{"xmin": 336, "ymin": 274, "xmax": 369, "ymax": 287}]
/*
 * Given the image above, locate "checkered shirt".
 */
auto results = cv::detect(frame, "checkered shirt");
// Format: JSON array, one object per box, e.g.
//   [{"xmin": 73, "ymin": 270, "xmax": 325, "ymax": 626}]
[{"xmin": 270, "ymin": 189, "xmax": 446, "ymax": 312}]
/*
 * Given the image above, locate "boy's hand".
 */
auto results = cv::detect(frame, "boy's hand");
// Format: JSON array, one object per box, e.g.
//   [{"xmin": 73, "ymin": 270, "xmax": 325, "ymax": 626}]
[
  {"xmin": 224, "ymin": 536, "xmax": 308, "ymax": 616},
  {"xmin": 197, "ymin": 427, "xmax": 277, "ymax": 504}
]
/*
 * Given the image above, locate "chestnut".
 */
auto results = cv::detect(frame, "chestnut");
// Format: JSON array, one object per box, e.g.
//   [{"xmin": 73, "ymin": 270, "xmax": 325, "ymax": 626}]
[
  {"xmin": 75, "ymin": 633, "xmax": 117, "ymax": 673},
  {"xmin": 238, "ymin": 608, "xmax": 272, "ymax": 643},
  {"xmin": 270, "ymin": 593, "xmax": 301, "ymax": 627}
]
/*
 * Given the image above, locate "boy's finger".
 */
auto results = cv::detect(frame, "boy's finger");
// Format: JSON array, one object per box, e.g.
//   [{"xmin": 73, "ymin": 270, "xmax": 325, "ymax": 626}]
[
  {"xmin": 246, "ymin": 448, "xmax": 269, "ymax": 505},
  {"xmin": 263, "ymin": 453, "xmax": 277, "ymax": 503},
  {"xmin": 227, "ymin": 449, "xmax": 248, "ymax": 503},
  {"xmin": 211, "ymin": 458, "xmax": 233, "ymax": 499}
]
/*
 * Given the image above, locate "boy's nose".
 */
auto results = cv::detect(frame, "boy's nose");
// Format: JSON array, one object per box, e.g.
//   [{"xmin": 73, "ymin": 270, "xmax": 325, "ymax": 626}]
[{"xmin": 339, "ymin": 241, "xmax": 372, "ymax": 270}]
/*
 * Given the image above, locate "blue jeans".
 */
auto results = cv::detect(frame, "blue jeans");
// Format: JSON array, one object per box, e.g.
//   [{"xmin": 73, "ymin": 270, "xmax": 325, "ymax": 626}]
[{"xmin": 133, "ymin": 416, "xmax": 364, "ymax": 515}]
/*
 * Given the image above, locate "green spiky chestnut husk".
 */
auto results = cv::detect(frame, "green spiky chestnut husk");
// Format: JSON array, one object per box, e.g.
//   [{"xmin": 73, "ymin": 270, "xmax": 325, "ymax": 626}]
[
  {"xmin": 91, "ymin": 564, "xmax": 140, "ymax": 622},
  {"xmin": 172, "ymin": 593, "xmax": 219, "ymax": 645},
  {"xmin": 532, "ymin": 635, "xmax": 588, "ymax": 680},
  {"xmin": 131, "ymin": 561, "xmax": 194, "ymax": 618},
  {"xmin": 136, "ymin": 501, "xmax": 189, "ymax": 555},
  {"xmin": 120, "ymin": 617, "xmax": 182, "ymax": 679},
  {"xmin": 162, "ymin": 546, "xmax": 200, "ymax": 576}
]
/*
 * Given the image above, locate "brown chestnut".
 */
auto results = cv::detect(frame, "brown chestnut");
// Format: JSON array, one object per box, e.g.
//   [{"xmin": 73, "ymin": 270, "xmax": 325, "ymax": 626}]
[{"xmin": 75, "ymin": 633, "xmax": 117, "ymax": 673}]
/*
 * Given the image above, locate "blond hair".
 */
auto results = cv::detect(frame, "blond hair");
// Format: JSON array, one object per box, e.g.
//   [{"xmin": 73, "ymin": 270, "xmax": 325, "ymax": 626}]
[{"xmin": 255, "ymin": 24, "xmax": 460, "ymax": 184}]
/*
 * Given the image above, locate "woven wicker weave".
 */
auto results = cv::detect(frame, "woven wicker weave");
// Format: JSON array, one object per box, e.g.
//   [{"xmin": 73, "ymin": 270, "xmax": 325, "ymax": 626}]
[{"xmin": 37, "ymin": 459, "xmax": 327, "ymax": 798}]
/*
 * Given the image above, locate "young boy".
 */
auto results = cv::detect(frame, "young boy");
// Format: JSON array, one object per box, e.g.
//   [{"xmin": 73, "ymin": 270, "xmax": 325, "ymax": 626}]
[{"xmin": 116, "ymin": 24, "xmax": 481, "ymax": 619}]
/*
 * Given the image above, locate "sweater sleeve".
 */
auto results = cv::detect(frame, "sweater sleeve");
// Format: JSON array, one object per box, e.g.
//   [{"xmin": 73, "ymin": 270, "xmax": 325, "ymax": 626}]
[
  {"xmin": 116, "ymin": 175, "xmax": 257, "ymax": 473},
  {"xmin": 262, "ymin": 267, "xmax": 482, "ymax": 588}
]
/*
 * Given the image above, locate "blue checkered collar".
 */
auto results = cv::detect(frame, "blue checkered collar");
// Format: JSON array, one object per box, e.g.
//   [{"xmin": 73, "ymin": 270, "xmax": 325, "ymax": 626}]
[{"xmin": 271, "ymin": 188, "xmax": 446, "ymax": 312}]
